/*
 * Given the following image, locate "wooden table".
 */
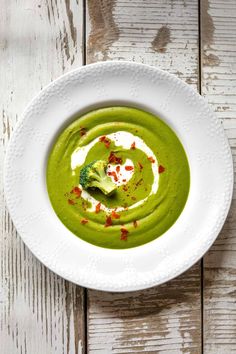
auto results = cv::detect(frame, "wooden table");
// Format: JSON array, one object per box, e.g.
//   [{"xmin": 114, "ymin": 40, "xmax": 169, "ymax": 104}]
[{"xmin": 1, "ymin": 1, "xmax": 235, "ymax": 353}]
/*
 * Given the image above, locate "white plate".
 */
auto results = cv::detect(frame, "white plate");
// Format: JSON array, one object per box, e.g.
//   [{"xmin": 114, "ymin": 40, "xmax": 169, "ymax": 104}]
[{"xmin": 4, "ymin": 61, "xmax": 233, "ymax": 292}]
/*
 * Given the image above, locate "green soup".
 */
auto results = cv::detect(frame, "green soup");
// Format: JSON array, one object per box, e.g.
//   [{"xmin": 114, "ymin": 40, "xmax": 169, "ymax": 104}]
[{"xmin": 47, "ymin": 107, "xmax": 190, "ymax": 249}]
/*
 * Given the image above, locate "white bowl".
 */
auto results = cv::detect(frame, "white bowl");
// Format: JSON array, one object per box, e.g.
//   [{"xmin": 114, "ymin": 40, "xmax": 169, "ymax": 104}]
[{"xmin": 4, "ymin": 61, "xmax": 234, "ymax": 292}]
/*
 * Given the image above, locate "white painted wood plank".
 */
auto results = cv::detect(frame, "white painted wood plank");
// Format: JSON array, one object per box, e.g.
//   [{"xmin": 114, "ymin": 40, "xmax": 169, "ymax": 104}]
[
  {"xmin": 0, "ymin": 1, "xmax": 85, "ymax": 353},
  {"xmin": 86, "ymin": 0, "xmax": 201, "ymax": 352},
  {"xmin": 201, "ymin": 0, "xmax": 236, "ymax": 352}
]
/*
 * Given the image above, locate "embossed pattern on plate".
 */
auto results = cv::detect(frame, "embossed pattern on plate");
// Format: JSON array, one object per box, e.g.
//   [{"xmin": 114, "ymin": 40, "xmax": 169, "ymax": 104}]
[{"xmin": 4, "ymin": 62, "xmax": 234, "ymax": 291}]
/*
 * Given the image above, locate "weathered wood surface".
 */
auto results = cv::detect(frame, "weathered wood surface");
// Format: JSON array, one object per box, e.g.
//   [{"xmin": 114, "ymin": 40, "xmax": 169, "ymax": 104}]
[
  {"xmin": 0, "ymin": 1, "xmax": 85, "ymax": 353},
  {"xmin": 86, "ymin": 1, "xmax": 202, "ymax": 353},
  {"xmin": 201, "ymin": 0, "xmax": 236, "ymax": 352}
]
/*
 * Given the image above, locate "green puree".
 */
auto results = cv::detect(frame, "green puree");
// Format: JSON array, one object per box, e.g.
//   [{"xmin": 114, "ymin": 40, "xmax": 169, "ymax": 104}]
[{"xmin": 47, "ymin": 107, "xmax": 190, "ymax": 249}]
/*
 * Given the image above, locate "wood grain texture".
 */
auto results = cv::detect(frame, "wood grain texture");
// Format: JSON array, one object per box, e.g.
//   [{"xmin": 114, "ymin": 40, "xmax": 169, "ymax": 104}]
[
  {"xmin": 0, "ymin": 1, "xmax": 85, "ymax": 353},
  {"xmin": 201, "ymin": 0, "xmax": 236, "ymax": 352},
  {"xmin": 86, "ymin": 1, "xmax": 201, "ymax": 352}
]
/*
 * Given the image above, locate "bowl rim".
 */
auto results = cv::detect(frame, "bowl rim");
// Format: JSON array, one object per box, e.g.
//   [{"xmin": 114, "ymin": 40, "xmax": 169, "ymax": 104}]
[{"xmin": 4, "ymin": 61, "xmax": 234, "ymax": 292}]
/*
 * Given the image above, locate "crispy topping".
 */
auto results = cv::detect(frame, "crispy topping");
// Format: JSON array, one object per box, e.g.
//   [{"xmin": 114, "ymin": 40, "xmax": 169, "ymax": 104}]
[
  {"xmin": 131, "ymin": 142, "xmax": 136, "ymax": 149},
  {"xmin": 95, "ymin": 202, "xmax": 101, "ymax": 213},
  {"xmin": 99, "ymin": 135, "xmax": 111, "ymax": 148},
  {"xmin": 120, "ymin": 228, "xmax": 129, "ymax": 241},
  {"xmin": 68, "ymin": 199, "xmax": 76, "ymax": 205},
  {"xmin": 158, "ymin": 165, "xmax": 165, "ymax": 173},
  {"xmin": 108, "ymin": 152, "xmax": 123, "ymax": 164},
  {"xmin": 71, "ymin": 186, "xmax": 82, "ymax": 198},
  {"xmin": 108, "ymin": 171, "xmax": 118, "ymax": 182},
  {"xmin": 111, "ymin": 210, "xmax": 120, "ymax": 219},
  {"xmin": 79, "ymin": 127, "xmax": 87, "ymax": 136},
  {"xmin": 81, "ymin": 218, "xmax": 88, "ymax": 224},
  {"xmin": 105, "ymin": 215, "xmax": 112, "ymax": 227},
  {"xmin": 148, "ymin": 156, "xmax": 155, "ymax": 163},
  {"xmin": 125, "ymin": 166, "xmax": 134, "ymax": 171}
]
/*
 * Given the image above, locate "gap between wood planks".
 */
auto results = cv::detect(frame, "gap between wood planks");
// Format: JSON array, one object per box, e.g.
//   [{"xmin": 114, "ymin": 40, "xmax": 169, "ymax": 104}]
[{"xmin": 198, "ymin": 1, "xmax": 204, "ymax": 352}]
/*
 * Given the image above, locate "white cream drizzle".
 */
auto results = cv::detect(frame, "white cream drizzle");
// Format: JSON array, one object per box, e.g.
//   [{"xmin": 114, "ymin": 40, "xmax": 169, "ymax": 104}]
[
  {"xmin": 107, "ymin": 158, "xmax": 134, "ymax": 186},
  {"xmin": 71, "ymin": 131, "xmax": 159, "ymax": 213}
]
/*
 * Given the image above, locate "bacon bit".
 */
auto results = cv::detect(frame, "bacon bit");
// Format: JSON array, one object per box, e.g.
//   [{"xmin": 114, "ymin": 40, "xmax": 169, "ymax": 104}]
[
  {"xmin": 108, "ymin": 171, "xmax": 118, "ymax": 182},
  {"xmin": 125, "ymin": 165, "xmax": 134, "ymax": 171},
  {"xmin": 71, "ymin": 186, "xmax": 82, "ymax": 198},
  {"xmin": 133, "ymin": 220, "xmax": 138, "ymax": 228},
  {"xmin": 99, "ymin": 135, "xmax": 111, "ymax": 148},
  {"xmin": 68, "ymin": 199, "xmax": 76, "ymax": 205},
  {"xmin": 111, "ymin": 210, "xmax": 120, "ymax": 219},
  {"xmin": 131, "ymin": 142, "xmax": 136, "ymax": 149},
  {"xmin": 158, "ymin": 165, "xmax": 165, "ymax": 173},
  {"xmin": 138, "ymin": 162, "xmax": 143, "ymax": 171},
  {"xmin": 80, "ymin": 218, "xmax": 88, "ymax": 225},
  {"xmin": 105, "ymin": 215, "xmax": 112, "ymax": 227},
  {"xmin": 116, "ymin": 165, "xmax": 120, "ymax": 173},
  {"xmin": 120, "ymin": 228, "xmax": 129, "ymax": 241},
  {"xmin": 105, "ymin": 140, "xmax": 111, "ymax": 148},
  {"xmin": 79, "ymin": 127, "xmax": 87, "ymax": 136},
  {"xmin": 122, "ymin": 179, "xmax": 126, "ymax": 182},
  {"xmin": 108, "ymin": 152, "xmax": 123, "ymax": 164},
  {"xmin": 99, "ymin": 135, "xmax": 106, "ymax": 142},
  {"xmin": 148, "ymin": 156, "xmax": 155, "ymax": 163},
  {"xmin": 95, "ymin": 202, "xmax": 101, "ymax": 214}
]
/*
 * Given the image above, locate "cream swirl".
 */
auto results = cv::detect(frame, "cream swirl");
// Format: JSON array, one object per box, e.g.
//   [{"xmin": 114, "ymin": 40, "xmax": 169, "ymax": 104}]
[{"xmin": 71, "ymin": 131, "xmax": 159, "ymax": 212}]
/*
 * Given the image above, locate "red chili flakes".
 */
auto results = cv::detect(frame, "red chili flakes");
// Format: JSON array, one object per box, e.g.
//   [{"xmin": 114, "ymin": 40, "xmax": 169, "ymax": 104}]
[
  {"xmin": 71, "ymin": 186, "xmax": 82, "ymax": 198},
  {"xmin": 122, "ymin": 179, "xmax": 126, "ymax": 182},
  {"xmin": 79, "ymin": 127, "xmax": 87, "ymax": 136},
  {"xmin": 158, "ymin": 165, "xmax": 165, "ymax": 174},
  {"xmin": 108, "ymin": 171, "xmax": 118, "ymax": 182},
  {"xmin": 120, "ymin": 228, "xmax": 129, "ymax": 241},
  {"xmin": 131, "ymin": 142, "xmax": 136, "ymax": 149},
  {"xmin": 80, "ymin": 218, "xmax": 88, "ymax": 225},
  {"xmin": 133, "ymin": 220, "xmax": 138, "ymax": 228},
  {"xmin": 68, "ymin": 199, "xmax": 76, "ymax": 205},
  {"xmin": 105, "ymin": 215, "xmax": 112, "ymax": 227},
  {"xmin": 95, "ymin": 202, "xmax": 101, "ymax": 214},
  {"xmin": 111, "ymin": 210, "xmax": 120, "ymax": 219},
  {"xmin": 105, "ymin": 140, "xmax": 111, "ymax": 148},
  {"xmin": 148, "ymin": 156, "xmax": 155, "ymax": 163},
  {"xmin": 99, "ymin": 135, "xmax": 106, "ymax": 142},
  {"xmin": 108, "ymin": 152, "xmax": 123, "ymax": 164},
  {"xmin": 138, "ymin": 162, "xmax": 143, "ymax": 171},
  {"xmin": 125, "ymin": 165, "xmax": 134, "ymax": 171},
  {"xmin": 99, "ymin": 135, "xmax": 111, "ymax": 148},
  {"xmin": 116, "ymin": 165, "xmax": 120, "ymax": 173}
]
